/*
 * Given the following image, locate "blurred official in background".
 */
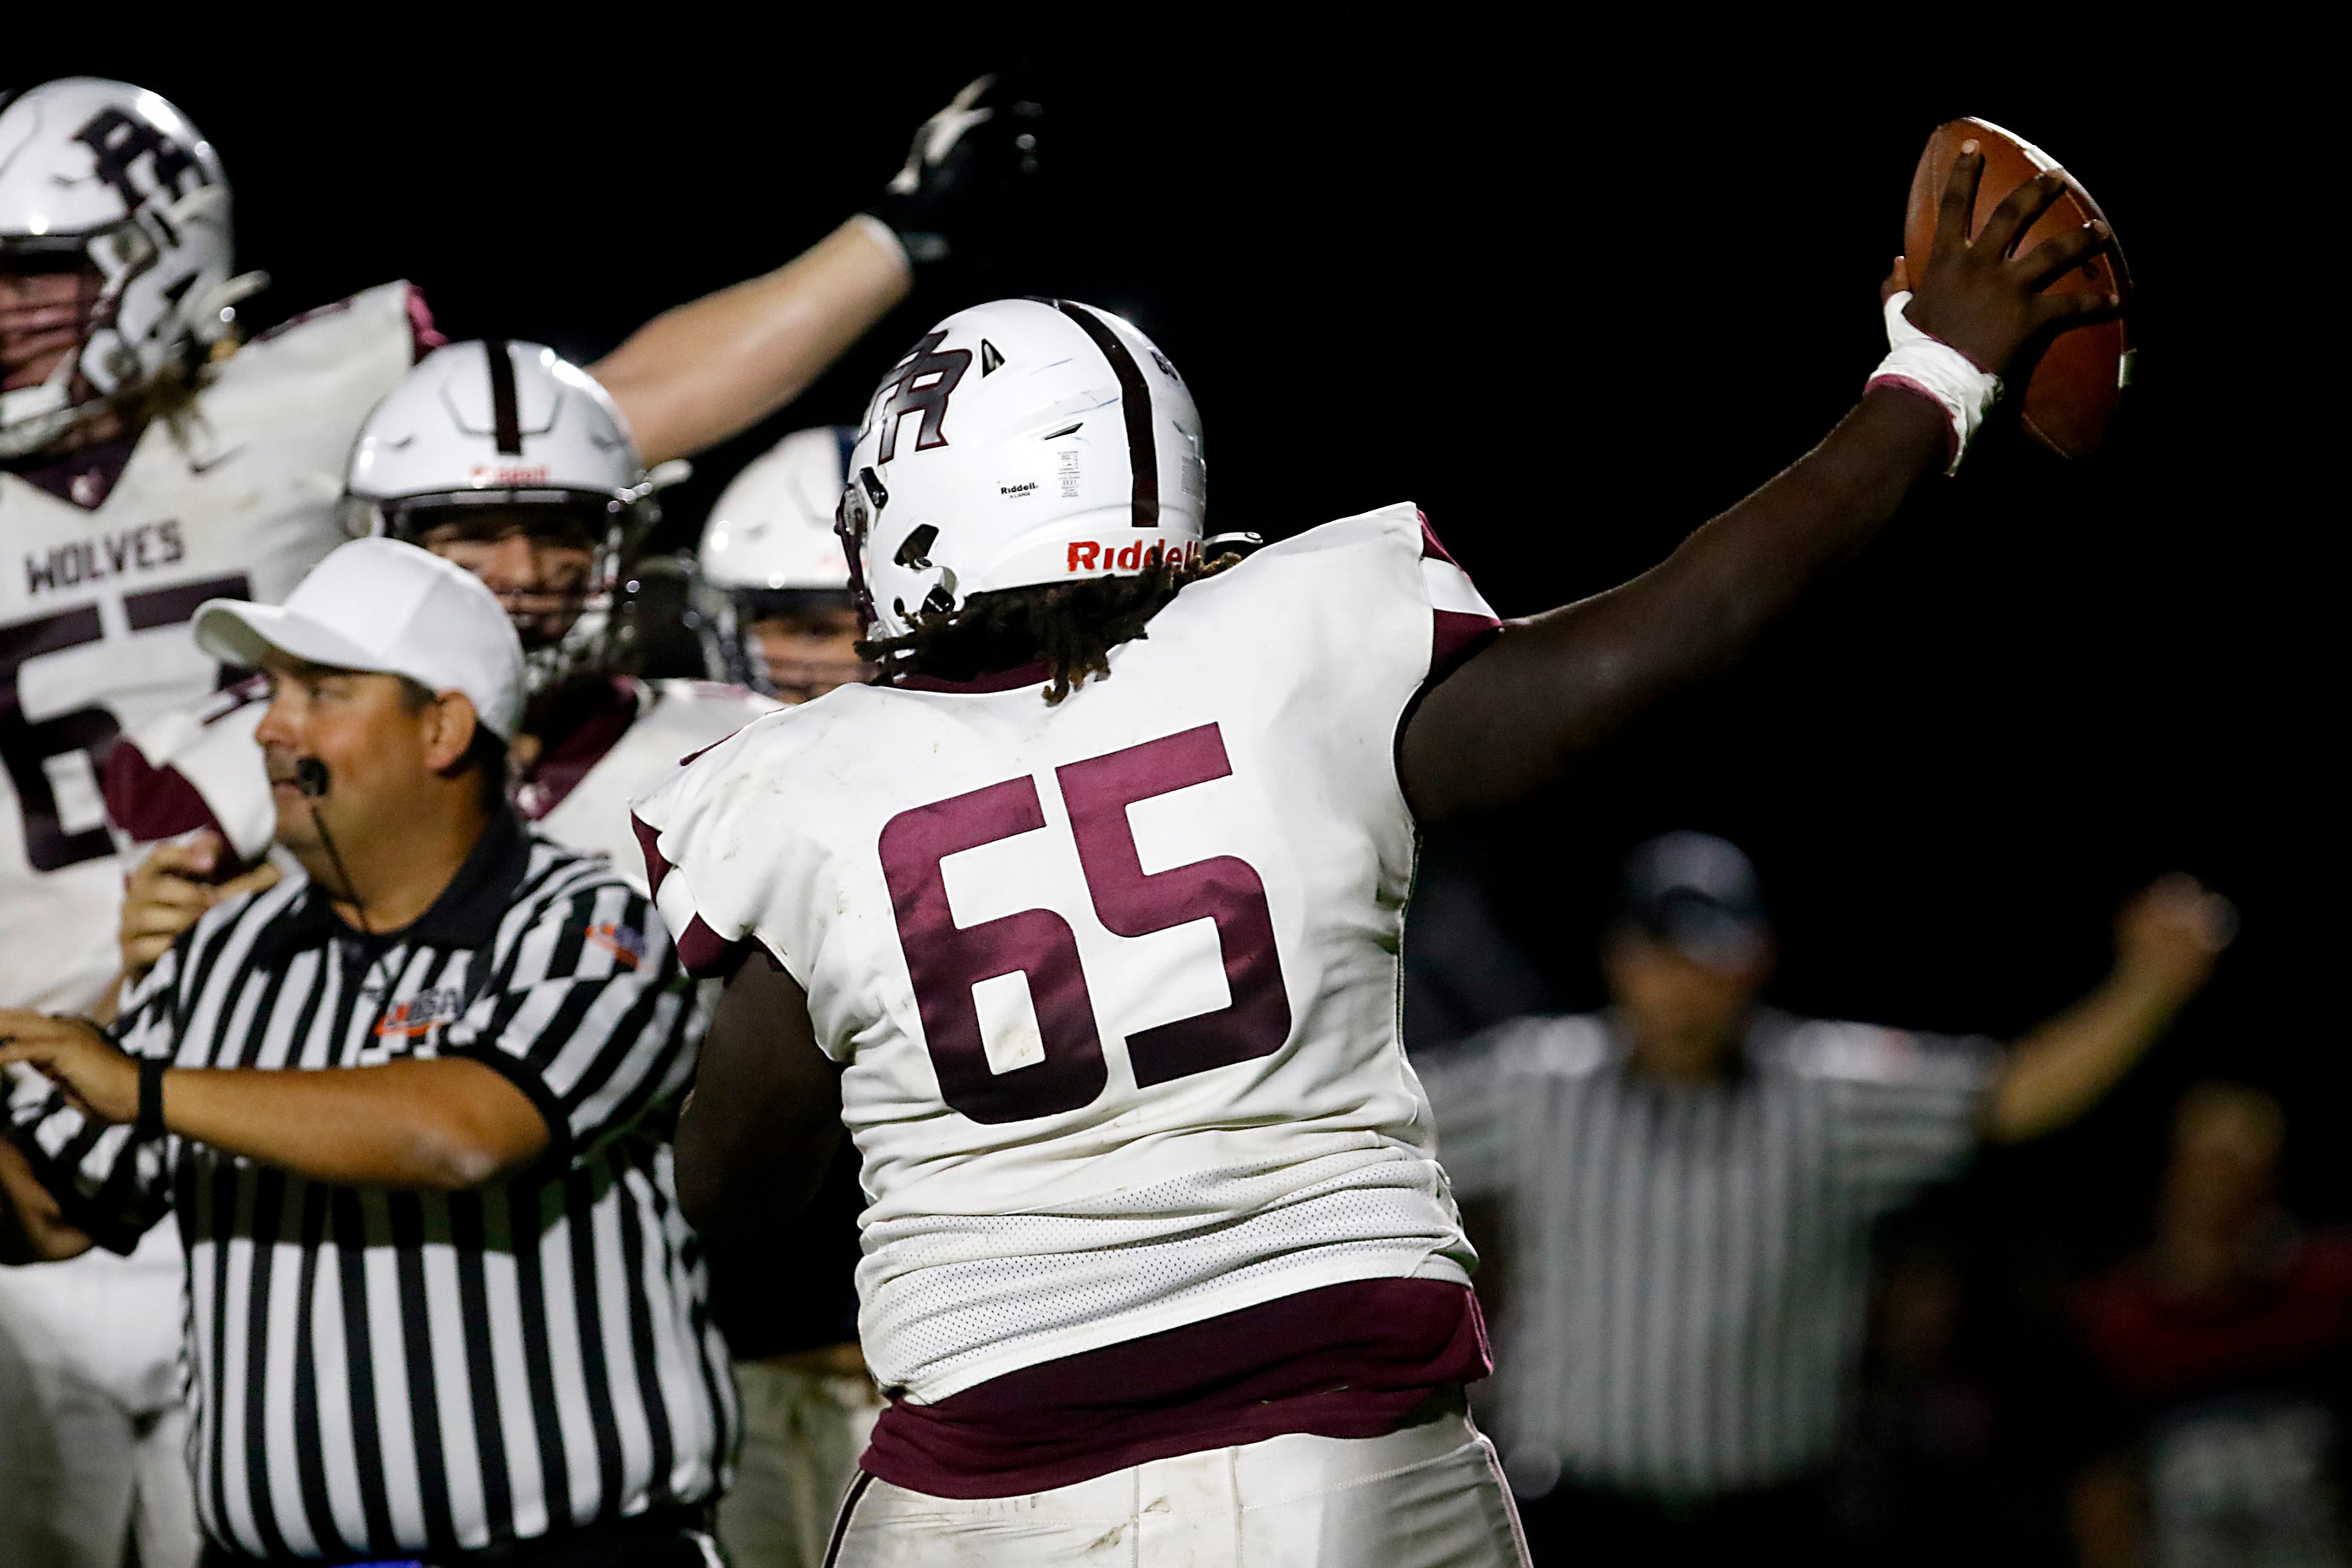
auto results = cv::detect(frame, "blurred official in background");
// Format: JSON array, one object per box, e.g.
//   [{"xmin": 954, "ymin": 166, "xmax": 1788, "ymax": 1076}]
[
  {"xmin": 1419, "ymin": 831, "xmax": 2234, "ymax": 1565},
  {"xmin": 1, "ymin": 540, "xmax": 728, "ymax": 1565},
  {"xmin": 0, "ymin": 69, "xmax": 1038, "ymax": 1568},
  {"xmin": 692, "ymin": 429, "xmax": 878, "ymax": 1568}
]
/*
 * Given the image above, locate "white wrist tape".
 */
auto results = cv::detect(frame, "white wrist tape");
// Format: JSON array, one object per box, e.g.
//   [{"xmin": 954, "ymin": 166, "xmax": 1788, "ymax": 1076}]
[{"xmin": 1866, "ymin": 291, "xmax": 2002, "ymax": 474}]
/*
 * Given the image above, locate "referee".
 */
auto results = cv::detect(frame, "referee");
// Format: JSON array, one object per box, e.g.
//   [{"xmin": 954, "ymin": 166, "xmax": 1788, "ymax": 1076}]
[
  {"xmin": 0, "ymin": 539, "xmax": 732, "ymax": 1566},
  {"xmin": 1418, "ymin": 831, "xmax": 2233, "ymax": 1565}
]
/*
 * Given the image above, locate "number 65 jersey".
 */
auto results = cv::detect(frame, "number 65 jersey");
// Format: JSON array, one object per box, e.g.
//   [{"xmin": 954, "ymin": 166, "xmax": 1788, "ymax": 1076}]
[{"xmin": 634, "ymin": 502, "xmax": 1501, "ymax": 1403}]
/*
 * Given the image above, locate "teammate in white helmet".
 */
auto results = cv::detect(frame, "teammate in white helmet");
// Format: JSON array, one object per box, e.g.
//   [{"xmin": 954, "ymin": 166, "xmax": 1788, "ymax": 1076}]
[
  {"xmin": 695, "ymin": 425, "xmax": 872, "ymax": 703},
  {"xmin": 2, "ymin": 70, "xmax": 1035, "ymax": 1012},
  {"xmin": 103, "ymin": 341, "xmax": 781, "ymax": 903},
  {"xmin": 1, "ymin": 73, "xmax": 1039, "ymax": 1568},
  {"xmin": 632, "ymin": 153, "xmax": 2121, "ymax": 1563}
]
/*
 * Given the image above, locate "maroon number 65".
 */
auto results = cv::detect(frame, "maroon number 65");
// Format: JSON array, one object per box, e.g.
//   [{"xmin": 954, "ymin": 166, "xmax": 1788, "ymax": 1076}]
[{"xmin": 878, "ymin": 723, "xmax": 1292, "ymax": 1124}]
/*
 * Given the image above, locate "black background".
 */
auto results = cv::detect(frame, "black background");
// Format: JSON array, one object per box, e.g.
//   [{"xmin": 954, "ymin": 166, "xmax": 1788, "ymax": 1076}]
[{"xmin": 8, "ymin": 35, "xmax": 2330, "ymax": 1249}]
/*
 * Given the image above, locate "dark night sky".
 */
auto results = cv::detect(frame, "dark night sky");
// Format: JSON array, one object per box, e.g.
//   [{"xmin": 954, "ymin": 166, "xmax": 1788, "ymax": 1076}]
[{"xmin": 10, "ymin": 35, "xmax": 2330, "ymax": 1240}]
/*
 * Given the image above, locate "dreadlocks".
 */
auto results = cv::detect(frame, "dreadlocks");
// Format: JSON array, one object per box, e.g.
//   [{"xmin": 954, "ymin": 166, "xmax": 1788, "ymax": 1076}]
[{"xmin": 860, "ymin": 549, "xmax": 1245, "ymax": 703}]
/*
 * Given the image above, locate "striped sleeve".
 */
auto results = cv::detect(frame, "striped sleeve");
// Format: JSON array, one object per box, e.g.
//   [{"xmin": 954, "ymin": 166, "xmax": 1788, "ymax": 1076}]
[
  {"xmin": 438, "ymin": 874, "xmax": 698, "ymax": 1166},
  {"xmin": 3, "ymin": 951, "xmax": 186, "ymax": 1254},
  {"xmin": 1796, "ymin": 1021, "xmax": 2000, "ymax": 1213}
]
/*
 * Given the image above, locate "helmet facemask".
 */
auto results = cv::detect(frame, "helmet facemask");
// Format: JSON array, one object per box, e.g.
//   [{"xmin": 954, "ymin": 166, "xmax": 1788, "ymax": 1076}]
[
  {"xmin": 341, "ymin": 339, "xmax": 668, "ymax": 707},
  {"xmin": 694, "ymin": 583, "xmax": 870, "ymax": 702},
  {"xmin": 383, "ymin": 492, "xmax": 655, "ymax": 697},
  {"xmin": 0, "ymin": 82, "xmax": 258, "ymax": 461}
]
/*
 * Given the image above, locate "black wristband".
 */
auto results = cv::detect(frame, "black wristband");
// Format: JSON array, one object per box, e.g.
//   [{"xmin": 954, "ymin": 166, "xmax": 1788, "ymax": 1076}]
[{"xmin": 137, "ymin": 1057, "xmax": 169, "ymax": 1142}]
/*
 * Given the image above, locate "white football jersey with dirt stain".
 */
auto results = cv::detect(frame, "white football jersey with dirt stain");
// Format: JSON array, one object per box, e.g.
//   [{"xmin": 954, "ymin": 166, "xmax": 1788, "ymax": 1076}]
[
  {"xmin": 0, "ymin": 282, "xmax": 423, "ymax": 1011},
  {"xmin": 632, "ymin": 502, "xmax": 1503, "ymax": 1403}
]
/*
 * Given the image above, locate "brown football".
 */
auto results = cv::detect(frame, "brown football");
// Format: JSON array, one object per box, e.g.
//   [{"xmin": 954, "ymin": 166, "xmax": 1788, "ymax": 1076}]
[{"xmin": 1904, "ymin": 117, "xmax": 2134, "ymax": 459}]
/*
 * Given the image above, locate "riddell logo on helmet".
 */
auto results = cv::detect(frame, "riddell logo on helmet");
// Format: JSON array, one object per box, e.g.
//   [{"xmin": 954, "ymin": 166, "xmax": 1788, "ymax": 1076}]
[
  {"xmin": 469, "ymin": 464, "xmax": 551, "ymax": 487},
  {"xmin": 1066, "ymin": 538, "xmax": 1202, "ymax": 573}
]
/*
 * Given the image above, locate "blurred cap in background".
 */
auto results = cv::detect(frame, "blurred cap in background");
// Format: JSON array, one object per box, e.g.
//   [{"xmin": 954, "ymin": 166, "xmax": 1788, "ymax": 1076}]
[{"xmin": 1616, "ymin": 830, "xmax": 1771, "ymax": 968}]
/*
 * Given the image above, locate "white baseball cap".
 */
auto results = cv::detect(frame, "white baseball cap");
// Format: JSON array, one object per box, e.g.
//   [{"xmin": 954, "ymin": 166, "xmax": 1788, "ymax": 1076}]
[{"xmin": 192, "ymin": 538, "xmax": 527, "ymax": 741}]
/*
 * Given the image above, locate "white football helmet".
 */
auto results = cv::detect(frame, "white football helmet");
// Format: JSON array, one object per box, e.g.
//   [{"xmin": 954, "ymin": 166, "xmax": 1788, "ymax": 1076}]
[
  {"xmin": 0, "ymin": 78, "xmax": 264, "ymax": 459},
  {"xmin": 693, "ymin": 424, "xmax": 865, "ymax": 695},
  {"xmin": 342, "ymin": 340, "xmax": 680, "ymax": 692},
  {"xmin": 837, "ymin": 298, "xmax": 1207, "ymax": 639}
]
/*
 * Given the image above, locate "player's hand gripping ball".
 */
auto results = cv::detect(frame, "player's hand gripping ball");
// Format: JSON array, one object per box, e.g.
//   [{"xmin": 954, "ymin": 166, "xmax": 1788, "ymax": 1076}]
[{"xmin": 1896, "ymin": 118, "xmax": 2134, "ymax": 458}]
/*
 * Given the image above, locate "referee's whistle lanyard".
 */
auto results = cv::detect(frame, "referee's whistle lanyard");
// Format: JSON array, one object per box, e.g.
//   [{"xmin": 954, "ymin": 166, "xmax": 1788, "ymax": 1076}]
[
  {"xmin": 296, "ymin": 756, "xmax": 372, "ymax": 938},
  {"xmin": 298, "ymin": 757, "xmax": 411, "ymax": 1021}
]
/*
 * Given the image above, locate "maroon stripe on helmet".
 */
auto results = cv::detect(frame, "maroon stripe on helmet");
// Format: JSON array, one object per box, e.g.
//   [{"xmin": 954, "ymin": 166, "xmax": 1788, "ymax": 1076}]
[
  {"xmin": 1051, "ymin": 301, "xmax": 1159, "ymax": 529},
  {"xmin": 484, "ymin": 339, "xmax": 524, "ymax": 456}
]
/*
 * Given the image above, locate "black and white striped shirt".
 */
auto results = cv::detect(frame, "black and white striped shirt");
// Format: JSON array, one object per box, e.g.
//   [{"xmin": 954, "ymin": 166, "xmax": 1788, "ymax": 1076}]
[
  {"xmin": 5, "ymin": 811, "xmax": 735, "ymax": 1560},
  {"xmin": 1418, "ymin": 1009, "xmax": 1995, "ymax": 1498}
]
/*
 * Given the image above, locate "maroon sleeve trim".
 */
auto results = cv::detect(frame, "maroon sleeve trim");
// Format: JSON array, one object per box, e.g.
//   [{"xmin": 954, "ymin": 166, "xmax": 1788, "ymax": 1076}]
[
  {"xmin": 675, "ymin": 914, "xmax": 749, "ymax": 979},
  {"xmin": 405, "ymin": 285, "xmax": 448, "ymax": 362},
  {"xmin": 629, "ymin": 811, "xmax": 670, "ymax": 898},
  {"xmin": 630, "ymin": 811, "xmax": 753, "ymax": 979},
  {"xmin": 1431, "ymin": 610, "xmax": 1502, "ymax": 687},
  {"xmin": 1416, "ymin": 508, "xmax": 1462, "ymax": 566},
  {"xmin": 102, "ymin": 742, "xmax": 226, "ymax": 845}
]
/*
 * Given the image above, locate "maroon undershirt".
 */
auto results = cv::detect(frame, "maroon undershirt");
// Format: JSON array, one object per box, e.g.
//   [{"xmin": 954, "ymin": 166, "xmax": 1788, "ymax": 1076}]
[{"xmin": 861, "ymin": 1276, "xmax": 1490, "ymax": 1499}]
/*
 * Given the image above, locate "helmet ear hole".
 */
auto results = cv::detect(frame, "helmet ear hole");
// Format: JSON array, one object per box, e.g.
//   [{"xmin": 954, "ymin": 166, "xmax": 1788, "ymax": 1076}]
[{"xmin": 895, "ymin": 525, "xmax": 939, "ymax": 570}]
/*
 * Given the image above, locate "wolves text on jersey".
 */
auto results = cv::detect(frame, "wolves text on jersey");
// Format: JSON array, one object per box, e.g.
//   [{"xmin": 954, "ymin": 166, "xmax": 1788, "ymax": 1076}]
[{"xmin": 24, "ymin": 520, "xmax": 188, "ymax": 596}]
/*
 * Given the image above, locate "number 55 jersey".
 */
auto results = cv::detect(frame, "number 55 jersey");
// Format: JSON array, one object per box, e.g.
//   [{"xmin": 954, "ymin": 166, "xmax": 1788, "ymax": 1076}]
[
  {"xmin": 0, "ymin": 282, "xmax": 426, "ymax": 1011},
  {"xmin": 633, "ymin": 503, "xmax": 1503, "ymax": 1445}
]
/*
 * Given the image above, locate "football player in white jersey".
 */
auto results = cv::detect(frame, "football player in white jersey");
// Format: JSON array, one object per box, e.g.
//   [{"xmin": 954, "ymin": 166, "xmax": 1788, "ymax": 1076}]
[
  {"xmin": 632, "ymin": 152, "xmax": 2121, "ymax": 1563},
  {"xmin": 3, "ymin": 72, "xmax": 1037, "ymax": 1568},
  {"xmin": 108, "ymin": 342, "xmax": 791, "ymax": 933},
  {"xmin": 696, "ymin": 424, "xmax": 873, "ymax": 705},
  {"xmin": 2, "ymin": 70, "xmax": 1032, "ymax": 1013}
]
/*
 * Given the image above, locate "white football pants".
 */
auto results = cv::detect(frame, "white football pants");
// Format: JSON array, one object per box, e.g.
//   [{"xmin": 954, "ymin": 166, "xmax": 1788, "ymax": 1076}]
[
  {"xmin": 825, "ymin": 1409, "xmax": 1529, "ymax": 1566},
  {"xmin": 721, "ymin": 1358, "xmax": 884, "ymax": 1568},
  {"xmin": 0, "ymin": 1224, "xmax": 201, "ymax": 1568}
]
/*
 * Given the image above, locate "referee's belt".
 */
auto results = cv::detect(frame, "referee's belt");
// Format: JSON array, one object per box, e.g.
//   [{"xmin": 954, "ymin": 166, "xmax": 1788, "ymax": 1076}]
[{"xmin": 197, "ymin": 1503, "xmax": 716, "ymax": 1567}]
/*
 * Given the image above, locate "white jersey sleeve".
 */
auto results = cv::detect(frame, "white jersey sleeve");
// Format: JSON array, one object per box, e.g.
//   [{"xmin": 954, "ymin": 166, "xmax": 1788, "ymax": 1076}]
[
  {"xmin": 634, "ymin": 501, "xmax": 1501, "ymax": 1401},
  {"xmin": 0, "ymin": 282, "xmax": 423, "ymax": 1010}
]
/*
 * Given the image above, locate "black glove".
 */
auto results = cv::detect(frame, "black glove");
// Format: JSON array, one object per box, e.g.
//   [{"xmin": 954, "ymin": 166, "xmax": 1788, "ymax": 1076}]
[{"xmin": 864, "ymin": 73, "xmax": 1042, "ymax": 270}]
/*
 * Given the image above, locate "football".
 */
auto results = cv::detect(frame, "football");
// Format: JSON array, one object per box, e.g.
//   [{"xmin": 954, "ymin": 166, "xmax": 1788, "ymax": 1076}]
[{"xmin": 1904, "ymin": 117, "xmax": 2134, "ymax": 459}]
